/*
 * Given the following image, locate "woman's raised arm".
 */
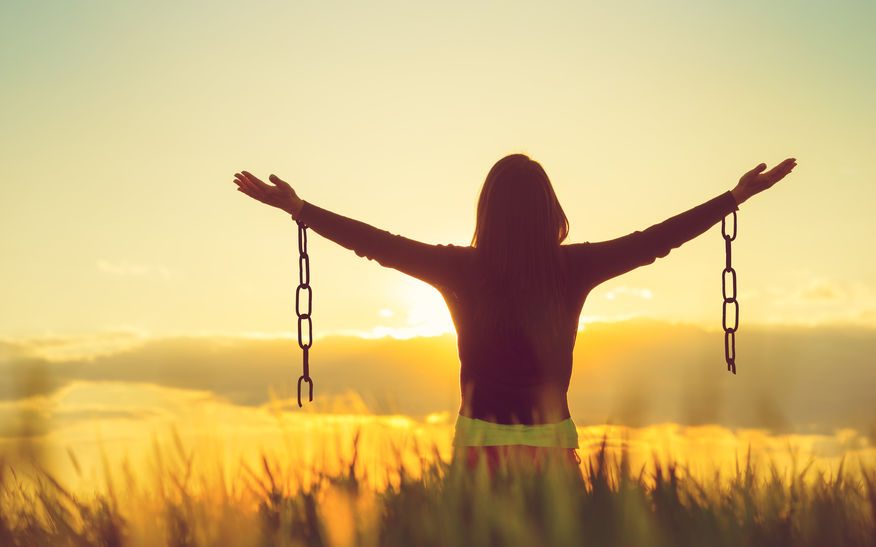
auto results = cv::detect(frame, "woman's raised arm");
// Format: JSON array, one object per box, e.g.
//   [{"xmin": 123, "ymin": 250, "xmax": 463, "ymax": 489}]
[
  {"xmin": 568, "ymin": 158, "xmax": 797, "ymax": 288},
  {"xmin": 233, "ymin": 171, "xmax": 464, "ymax": 289}
]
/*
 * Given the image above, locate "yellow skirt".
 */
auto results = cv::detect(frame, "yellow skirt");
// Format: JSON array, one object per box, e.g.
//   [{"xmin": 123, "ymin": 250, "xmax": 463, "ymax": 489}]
[{"xmin": 452, "ymin": 414, "xmax": 579, "ymax": 449}]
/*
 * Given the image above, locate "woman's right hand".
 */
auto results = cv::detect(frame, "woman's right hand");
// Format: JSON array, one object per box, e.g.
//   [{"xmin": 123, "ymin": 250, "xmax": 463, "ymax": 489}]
[
  {"xmin": 731, "ymin": 158, "xmax": 797, "ymax": 205},
  {"xmin": 234, "ymin": 171, "xmax": 304, "ymax": 217}
]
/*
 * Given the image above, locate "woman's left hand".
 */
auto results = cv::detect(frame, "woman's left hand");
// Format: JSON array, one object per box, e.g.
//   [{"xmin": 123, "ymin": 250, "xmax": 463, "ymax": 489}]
[
  {"xmin": 731, "ymin": 158, "xmax": 797, "ymax": 205},
  {"xmin": 234, "ymin": 171, "xmax": 304, "ymax": 217}
]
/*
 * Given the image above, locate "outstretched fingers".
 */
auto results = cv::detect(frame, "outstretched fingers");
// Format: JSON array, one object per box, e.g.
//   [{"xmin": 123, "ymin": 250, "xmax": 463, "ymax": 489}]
[
  {"xmin": 236, "ymin": 172, "xmax": 268, "ymax": 195},
  {"xmin": 765, "ymin": 158, "xmax": 797, "ymax": 183},
  {"xmin": 240, "ymin": 171, "xmax": 273, "ymax": 192},
  {"xmin": 233, "ymin": 173, "xmax": 266, "ymax": 202},
  {"xmin": 233, "ymin": 173, "xmax": 246, "ymax": 186},
  {"xmin": 773, "ymin": 158, "xmax": 796, "ymax": 172}
]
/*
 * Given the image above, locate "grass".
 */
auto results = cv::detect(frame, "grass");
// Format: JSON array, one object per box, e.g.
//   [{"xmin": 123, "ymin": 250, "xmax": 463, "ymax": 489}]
[{"xmin": 2, "ymin": 432, "xmax": 876, "ymax": 547}]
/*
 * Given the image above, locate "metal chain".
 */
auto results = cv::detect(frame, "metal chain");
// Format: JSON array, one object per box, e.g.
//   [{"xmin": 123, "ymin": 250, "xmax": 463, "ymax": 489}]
[
  {"xmin": 721, "ymin": 211, "xmax": 738, "ymax": 374},
  {"xmin": 296, "ymin": 220, "xmax": 314, "ymax": 406}
]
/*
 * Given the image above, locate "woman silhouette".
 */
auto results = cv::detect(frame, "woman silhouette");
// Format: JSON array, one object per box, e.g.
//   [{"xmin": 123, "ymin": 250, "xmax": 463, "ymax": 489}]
[{"xmin": 233, "ymin": 154, "xmax": 796, "ymax": 476}]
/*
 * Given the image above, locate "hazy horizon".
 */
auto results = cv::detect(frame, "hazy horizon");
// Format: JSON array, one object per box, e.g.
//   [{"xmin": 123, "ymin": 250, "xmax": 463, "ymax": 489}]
[{"xmin": 3, "ymin": 318, "xmax": 874, "ymax": 436}]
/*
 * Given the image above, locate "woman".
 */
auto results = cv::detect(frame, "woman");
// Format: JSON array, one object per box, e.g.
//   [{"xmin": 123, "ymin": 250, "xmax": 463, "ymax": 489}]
[{"xmin": 233, "ymin": 154, "xmax": 797, "ymax": 476}]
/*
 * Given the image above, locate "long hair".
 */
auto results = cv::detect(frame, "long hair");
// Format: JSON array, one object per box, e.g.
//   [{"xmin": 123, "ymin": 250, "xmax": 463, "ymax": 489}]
[{"xmin": 470, "ymin": 154, "xmax": 571, "ymax": 337}]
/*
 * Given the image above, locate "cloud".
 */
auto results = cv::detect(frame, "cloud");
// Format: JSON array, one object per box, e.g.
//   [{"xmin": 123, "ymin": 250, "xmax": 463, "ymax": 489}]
[
  {"xmin": 0, "ymin": 329, "xmax": 149, "ymax": 363},
  {"xmin": 0, "ymin": 333, "xmax": 461, "ymax": 415},
  {"xmin": 798, "ymin": 279, "xmax": 843, "ymax": 301},
  {"xmin": 0, "ymin": 380, "xmax": 225, "ymax": 444},
  {"xmin": 762, "ymin": 275, "xmax": 876, "ymax": 326},
  {"xmin": 567, "ymin": 320, "xmax": 876, "ymax": 437},
  {"xmin": 1, "ymin": 320, "xmax": 875, "ymax": 437},
  {"xmin": 860, "ymin": 309, "xmax": 876, "ymax": 322}
]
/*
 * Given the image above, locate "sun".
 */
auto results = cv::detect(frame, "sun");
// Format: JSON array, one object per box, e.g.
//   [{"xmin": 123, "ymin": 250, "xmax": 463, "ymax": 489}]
[{"xmin": 394, "ymin": 278, "xmax": 455, "ymax": 338}]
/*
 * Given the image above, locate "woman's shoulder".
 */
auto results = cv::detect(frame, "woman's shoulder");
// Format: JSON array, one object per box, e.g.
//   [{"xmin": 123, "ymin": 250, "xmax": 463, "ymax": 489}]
[{"xmin": 560, "ymin": 242, "xmax": 592, "ymax": 259}]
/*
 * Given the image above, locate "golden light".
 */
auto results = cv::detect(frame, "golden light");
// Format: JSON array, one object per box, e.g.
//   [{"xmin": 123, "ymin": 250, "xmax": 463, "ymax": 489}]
[{"xmin": 391, "ymin": 278, "xmax": 455, "ymax": 339}]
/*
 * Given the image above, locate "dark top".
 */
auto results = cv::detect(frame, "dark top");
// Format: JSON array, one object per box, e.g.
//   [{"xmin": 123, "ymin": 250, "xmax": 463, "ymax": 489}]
[{"xmin": 297, "ymin": 191, "xmax": 739, "ymax": 425}]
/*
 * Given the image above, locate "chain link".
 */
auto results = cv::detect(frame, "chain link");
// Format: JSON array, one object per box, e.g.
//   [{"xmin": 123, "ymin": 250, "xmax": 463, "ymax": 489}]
[
  {"xmin": 721, "ymin": 211, "xmax": 738, "ymax": 374},
  {"xmin": 296, "ymin": 220, "xmax": 314, "ymax": 406}
]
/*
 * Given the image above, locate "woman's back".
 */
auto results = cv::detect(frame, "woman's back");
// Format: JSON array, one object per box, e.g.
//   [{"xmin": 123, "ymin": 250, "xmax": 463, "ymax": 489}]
[{"xmin": 446, "ymin": 248, "xmax": 581, "ymax": 425}]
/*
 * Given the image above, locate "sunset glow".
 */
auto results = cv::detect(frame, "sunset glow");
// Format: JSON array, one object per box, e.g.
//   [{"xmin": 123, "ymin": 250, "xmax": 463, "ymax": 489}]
[{"xmin": 2, "ymin": 4, "xmax": 876, "ymax": 539}]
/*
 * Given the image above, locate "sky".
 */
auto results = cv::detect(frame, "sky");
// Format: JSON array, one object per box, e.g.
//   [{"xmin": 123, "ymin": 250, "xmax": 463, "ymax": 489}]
[
  {"xmin": 1, "ymin": 1, "xmax": 876, "ymax": 474},
  {"xmin": 1, "ymin": 0, "xmax": 875, "ymax": 340}
]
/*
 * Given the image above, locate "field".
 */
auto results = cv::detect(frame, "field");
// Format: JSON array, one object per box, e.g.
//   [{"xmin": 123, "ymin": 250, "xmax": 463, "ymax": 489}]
[{"xmin": 2, "ymin": 422, "xmax": 876, "ymax": 547}]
